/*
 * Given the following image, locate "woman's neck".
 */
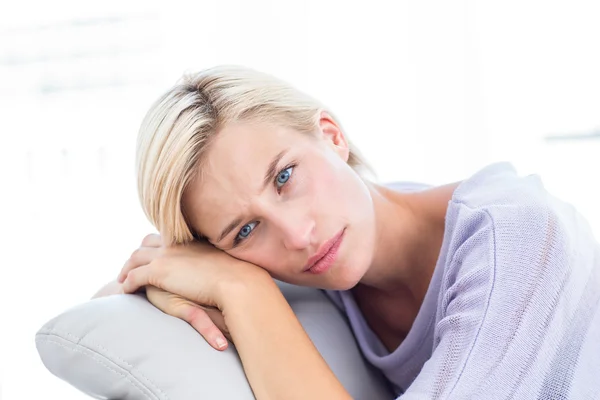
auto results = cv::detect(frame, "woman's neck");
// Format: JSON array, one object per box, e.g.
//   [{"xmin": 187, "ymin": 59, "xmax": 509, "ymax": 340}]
[{"xmin": 358, "ymin": 181, "xmax": 460, "ymax": 305}]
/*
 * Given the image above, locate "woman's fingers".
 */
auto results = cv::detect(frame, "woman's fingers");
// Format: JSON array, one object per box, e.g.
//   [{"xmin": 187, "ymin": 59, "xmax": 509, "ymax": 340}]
[
  {"xmin": 146, "ymin": 286, "xmax": 228, "ymax": 351},
  {"xmin": 203, "ymin": 306, "xmax": 232, "ymax": 342},
  {"xmin": 141, "ymin": 233, "xmax": 163, "ymax": 248},
  {"xmin": 185, "ymin": 306, "xmax": 229, "ymax": 350},
  {"xmin": 116, "ymin": 234, "xmax": 163, "ymax": 283},
  {"xmin": 121, "ymin": 263, "xmax": 152, "ymax": 293},
  {"xmin": 117, "ymin": 245, "xmax": 161, "ymax": 283}
]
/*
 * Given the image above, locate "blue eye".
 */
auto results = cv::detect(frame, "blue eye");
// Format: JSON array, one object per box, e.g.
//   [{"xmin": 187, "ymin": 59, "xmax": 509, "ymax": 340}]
[
  {"xmin": 276, "ymin": 166, "xmax": 293, "ymax": 189},
  {"xmin": 235, "ymin": 221, "xmax": 258, "ymax": 245}
]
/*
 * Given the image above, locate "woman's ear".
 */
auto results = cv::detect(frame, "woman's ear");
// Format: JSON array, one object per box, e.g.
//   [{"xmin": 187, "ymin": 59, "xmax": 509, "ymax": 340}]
[{"xmin": 318, "ymin": 111, "xmax": 350, "ymax": 162}]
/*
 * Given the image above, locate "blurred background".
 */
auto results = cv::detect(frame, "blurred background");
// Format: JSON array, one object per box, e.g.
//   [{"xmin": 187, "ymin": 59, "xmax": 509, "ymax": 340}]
[{"xmin": 1, "ymin": 0, "xmax": 599, "ymax": 398}]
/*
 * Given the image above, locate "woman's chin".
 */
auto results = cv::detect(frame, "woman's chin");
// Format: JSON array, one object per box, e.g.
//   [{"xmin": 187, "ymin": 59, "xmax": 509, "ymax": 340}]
[{"xmin": 320, "ymin": 264, "xmax": 367, "ymax": 291}]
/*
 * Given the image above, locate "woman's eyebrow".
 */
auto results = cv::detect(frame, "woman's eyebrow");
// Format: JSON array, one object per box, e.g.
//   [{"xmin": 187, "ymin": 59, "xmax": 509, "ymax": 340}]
[
  {"xmin": 217, "ymin": 216, "xmax": 243, "ymax": 243},
  {"xmin": 216, "ymin": 148, "xmax": 289, "ymax": 244}
]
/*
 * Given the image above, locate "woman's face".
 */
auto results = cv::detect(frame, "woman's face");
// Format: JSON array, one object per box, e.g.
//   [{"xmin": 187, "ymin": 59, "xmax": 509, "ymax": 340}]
[{"xmin": 182, "ymin": 115, "xmax": 376, "ymax": 290}]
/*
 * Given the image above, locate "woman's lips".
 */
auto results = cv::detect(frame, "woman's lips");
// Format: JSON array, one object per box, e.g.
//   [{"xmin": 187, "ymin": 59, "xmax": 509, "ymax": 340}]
[{"xmin": 305, "ymin": 228, "xmax": 345, "ymax": 274}]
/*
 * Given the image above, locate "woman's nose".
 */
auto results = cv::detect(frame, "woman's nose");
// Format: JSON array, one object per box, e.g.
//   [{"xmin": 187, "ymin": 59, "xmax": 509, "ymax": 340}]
[{"xmin": 272, "ymin": 211, "xmax": 315, "ymax": 251}]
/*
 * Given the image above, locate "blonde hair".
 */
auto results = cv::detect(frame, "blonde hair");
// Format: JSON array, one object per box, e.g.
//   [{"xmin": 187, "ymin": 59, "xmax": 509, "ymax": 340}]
[{"xmin": 136, "ymin": 65, "xmax": 371, "ymax": 246}]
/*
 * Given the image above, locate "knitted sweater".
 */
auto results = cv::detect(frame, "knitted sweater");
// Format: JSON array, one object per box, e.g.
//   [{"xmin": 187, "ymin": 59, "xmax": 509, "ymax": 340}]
[{"xmin": 326, "ymin": 162, "xmax": 600, "ymax": 399}]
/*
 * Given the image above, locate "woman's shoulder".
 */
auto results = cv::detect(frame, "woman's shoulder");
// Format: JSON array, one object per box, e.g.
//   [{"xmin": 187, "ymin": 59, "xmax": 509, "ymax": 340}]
[
  {"xmin": 386, "ymin": 162, "xmax": 548, "ymax": 211},
  {"xmin": 388, "ymin": 162, "xmax": 560, "ymax": 240},
  {"xmin": 451, "ymin": 162, "xmax": 549, "ymax": 211},
  {"xmin": 438, "ymin": 162, "xmax": 581, "ymax": 282},
  {"xmin": 449, "ymin": 162, "xmax": 593, "ymax": 241},
  {"xmin": 442, "ymin": 162, "xmax": 598, "ymax": 288}
]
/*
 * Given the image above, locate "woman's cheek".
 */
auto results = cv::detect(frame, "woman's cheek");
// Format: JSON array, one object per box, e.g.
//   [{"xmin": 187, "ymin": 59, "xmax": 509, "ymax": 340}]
[
  {"xmin": 287, "ymin": 169, "xmax": 303, "ymax": 196},
  {"xmin": 243, "ymin": 237, "xmax": 277, "ymax": 270}
]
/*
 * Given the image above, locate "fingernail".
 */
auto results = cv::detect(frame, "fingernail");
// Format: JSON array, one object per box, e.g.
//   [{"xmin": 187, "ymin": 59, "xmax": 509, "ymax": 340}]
[{"xmin": 216, "ymin": 337, "xmax": 227, "ymax": 349}]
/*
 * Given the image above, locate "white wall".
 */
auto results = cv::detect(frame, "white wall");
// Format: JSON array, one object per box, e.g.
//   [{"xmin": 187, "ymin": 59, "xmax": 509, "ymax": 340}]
[{"xmin": 1, "ymin": 1, "xmax": 599, "ymax": 398}]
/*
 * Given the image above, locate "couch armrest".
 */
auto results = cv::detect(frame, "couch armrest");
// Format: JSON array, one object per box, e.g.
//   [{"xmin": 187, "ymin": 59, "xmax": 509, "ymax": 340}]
[{"xmin": 35, "ymin": 281, "xmax": 393, "ymax": 399}]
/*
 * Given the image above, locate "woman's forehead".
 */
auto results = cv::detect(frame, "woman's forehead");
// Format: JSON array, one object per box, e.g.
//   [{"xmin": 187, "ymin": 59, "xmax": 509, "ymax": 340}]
[
  {"xmin": 206, "ymin": 123, "xmax": 291, "ymax": 187},
  {"xmin": 205, "ymin": 121, "xmax": 315, "ymax": 186},
  {"xmin": 213, "ymin": 121, "xmax": 302, "ymax": 158}
]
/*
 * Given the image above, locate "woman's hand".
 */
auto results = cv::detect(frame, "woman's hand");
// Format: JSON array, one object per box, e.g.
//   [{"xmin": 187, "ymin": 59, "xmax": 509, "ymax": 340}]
[
  {"xmin": 145, "ymin": 286, "xmax": 231, "ymax": 350},
  {"xmin": 118, "ymin": 233, "xmax": 267, "ymax": 306},
  {"xmin": 117, "ymin": 233, "xmax": 266, "ymax": 350},
  {"xmin": 92, "ymin": 274, "xmax": 231, "ymax": 349}
]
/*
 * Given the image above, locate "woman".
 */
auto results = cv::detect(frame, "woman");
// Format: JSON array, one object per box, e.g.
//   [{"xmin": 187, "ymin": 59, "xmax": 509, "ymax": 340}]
[{"xmin": 108, "ymin": 66, "xmax": 600, "ymax": 399}]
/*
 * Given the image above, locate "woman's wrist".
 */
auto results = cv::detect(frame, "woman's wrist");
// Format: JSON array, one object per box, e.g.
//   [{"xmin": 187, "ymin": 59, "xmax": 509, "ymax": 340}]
[{"xmin": 216, "ymin": 266, "xmax": 275, "ymax": 311}]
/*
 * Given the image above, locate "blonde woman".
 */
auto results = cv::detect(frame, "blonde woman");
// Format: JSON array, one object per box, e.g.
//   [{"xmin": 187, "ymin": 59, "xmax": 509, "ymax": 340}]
[{"xmin": 111, "ymin": 66, "xmax": 600, "ymax": 399}]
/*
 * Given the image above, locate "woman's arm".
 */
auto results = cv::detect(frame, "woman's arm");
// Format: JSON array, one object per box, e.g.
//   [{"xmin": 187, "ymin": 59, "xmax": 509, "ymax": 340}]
[
  {"xmin": 119, "ymin": 238, "xmax": 351, "ymax": 399},
  {"xmin": 222, "ymin": 274, "xmax": 351, "ymax": 400}
]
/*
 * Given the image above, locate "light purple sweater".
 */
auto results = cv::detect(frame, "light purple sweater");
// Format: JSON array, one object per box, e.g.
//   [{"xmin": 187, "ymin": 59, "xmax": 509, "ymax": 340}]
[{"xmin": 326, "ymin": 162, "xmax": 600, "ymax": 399}]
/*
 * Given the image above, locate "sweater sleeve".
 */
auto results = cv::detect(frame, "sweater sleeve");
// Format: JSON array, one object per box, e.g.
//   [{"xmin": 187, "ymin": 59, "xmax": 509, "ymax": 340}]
[{"xmin": 398, "ymin": 194, "xmax": 597, "ymax": 399}]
